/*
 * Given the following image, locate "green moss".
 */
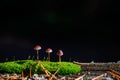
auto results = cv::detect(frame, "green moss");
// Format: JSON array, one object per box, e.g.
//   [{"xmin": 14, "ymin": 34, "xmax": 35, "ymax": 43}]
[{"xmin": 0, "ymin": 60, "xmax": 82, "ymax": 75}]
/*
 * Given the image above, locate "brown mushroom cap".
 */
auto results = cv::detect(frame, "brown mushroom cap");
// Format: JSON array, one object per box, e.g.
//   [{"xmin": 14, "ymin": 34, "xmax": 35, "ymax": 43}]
[
  {"xmin": 46, "ymin": 48, "xmax": 52, "ymax": 53},
  {"xmin": 57, "ymin": 50, "xmax": 63, "ymax": 56},
  {"xmin": 34, "ymin": 45, "xmax": 42, "ymax": 50}
]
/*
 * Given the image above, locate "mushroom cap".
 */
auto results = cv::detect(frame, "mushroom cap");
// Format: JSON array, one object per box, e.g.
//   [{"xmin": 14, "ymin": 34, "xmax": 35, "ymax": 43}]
[
  {"xmin": 57, "ymin": 50, "xmax": 63, "ymax": 56},
  {"xmin": 46, "ymin": 48, "xmax": 52, "ymax": 53},
  {"xmin": 34, "ymin": 45, "xmax": 42, "ymax": 50}
]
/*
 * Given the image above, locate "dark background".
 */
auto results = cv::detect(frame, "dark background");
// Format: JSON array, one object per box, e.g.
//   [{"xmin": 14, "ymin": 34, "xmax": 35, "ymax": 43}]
[{"xmin": 0, "ymin": 0, "xmax": 120, "ymax": 62}]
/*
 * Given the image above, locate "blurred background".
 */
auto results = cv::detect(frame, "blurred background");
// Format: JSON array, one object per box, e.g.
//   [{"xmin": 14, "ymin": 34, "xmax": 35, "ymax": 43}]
[{"xmin": 0, "ymin": 0, "xmax": 120, "ymax": 62}]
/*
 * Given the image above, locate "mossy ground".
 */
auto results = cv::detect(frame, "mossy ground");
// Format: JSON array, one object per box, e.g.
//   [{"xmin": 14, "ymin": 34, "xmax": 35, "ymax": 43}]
[{"xmin": 0, "ymin": 60, "xmax": 82, "ymax": 75}]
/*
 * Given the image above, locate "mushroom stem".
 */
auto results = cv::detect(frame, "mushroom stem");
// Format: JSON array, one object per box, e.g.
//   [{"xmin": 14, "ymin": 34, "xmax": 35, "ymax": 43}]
[
  {"xmin": 59, "ymin": 56, "xmax": 61, "ymax": 62},
  {"xmin": 37, "ymin": 50, "xmax": 39, "ymax": 60},
  {"xmin": 48, "ymin": 53, "xmax": 50, "ymax": 62}
]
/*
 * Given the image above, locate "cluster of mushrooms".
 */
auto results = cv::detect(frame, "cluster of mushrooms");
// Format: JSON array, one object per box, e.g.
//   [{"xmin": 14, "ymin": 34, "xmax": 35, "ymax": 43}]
[{"xmin": 34, "ymin": 45, "xmax": 63, "ymax": 62}]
